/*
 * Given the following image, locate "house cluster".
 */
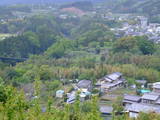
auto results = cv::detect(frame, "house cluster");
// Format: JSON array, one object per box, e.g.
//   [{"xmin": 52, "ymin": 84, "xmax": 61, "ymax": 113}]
[
  {"xmin": 96, "ymin": 72, "xmax": 125, "ymax": 93},
  {"xmin": 56, "ymin": 72, "xmax": 126, "ymax": 104},
  {"xmin": 113, "ymin": 16, "xmax": 160, "ymax": 43},
  {"xmin": 56, "ymin": 80, "xmax": 92, "ymax": 104},
  {"xmin": 123, "ymin": 82, "xmax": 160, "ymax": 118}
]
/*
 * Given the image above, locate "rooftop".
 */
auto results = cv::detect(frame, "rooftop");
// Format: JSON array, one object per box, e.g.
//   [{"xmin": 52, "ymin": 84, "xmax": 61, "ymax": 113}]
[
  {"xmin": 56, "ymin": 90, "xmax": 64, "ymax": 94},
  {"xmin": 99, "ymin": 106, "xmax": 113, "ymax": 114},
  {"xmin": 101, "ymin": 80, "xmax": 123, "ymax": 88},
  {"xmin": 107, "ymin": 72, "xmax": 122, "ymax": 81},
  {"xmin": 124, "ymin": 94, "xmax": 141, "ymax": 102},
  {"xmin": 141, "ymin": 93, "xmax": 159, "ymax": 101},
  {"xmin": 153, "ymin": 84, "xmax": 160, "ymax": 89},
  {"xmin": 77, "ymin": 80, "xmax": 92, "ymax": 88},
  {"xmin": 126, "ymin": 103, "xmax": 160, "ymax": 113}
]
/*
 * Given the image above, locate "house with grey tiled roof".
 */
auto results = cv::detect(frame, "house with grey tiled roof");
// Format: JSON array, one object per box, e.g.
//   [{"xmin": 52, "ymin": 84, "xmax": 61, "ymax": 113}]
[
  {"xmin": 126, "ymin": 103, "xmax": 160, "ymax": 118},
  {"xmin": 77, "ymin": 80, "xmax": 92, "ymax": 91},
  {"xmin": 104, "ymin": 72, "xmax": 123, "ymax": 82},
  {"xmin": 99, "ymin": 72, "xmax": 125, "ymax": 92},
  {"xmin": 141, "ymin": 93, "xmax": 160, "ymax": 104},
  {"xmin": 123, "ymin": 94, "xmax": 141, "ymax": 107},
  {"xmin": 153, "ymin": 82, "xmax": 160, "ymax": 93}
]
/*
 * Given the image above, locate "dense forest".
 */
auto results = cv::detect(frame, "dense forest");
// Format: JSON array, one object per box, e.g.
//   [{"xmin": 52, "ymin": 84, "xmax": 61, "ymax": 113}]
[{"xmin": 0, "ymin": 1, "xmax": 160, "ymax": 120}]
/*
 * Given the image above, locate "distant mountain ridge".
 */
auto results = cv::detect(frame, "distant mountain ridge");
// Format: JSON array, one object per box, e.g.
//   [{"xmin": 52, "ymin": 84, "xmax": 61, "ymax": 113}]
[{"xmin": 109, "ymin": 0, "xmax": 160, "ymax": 16}]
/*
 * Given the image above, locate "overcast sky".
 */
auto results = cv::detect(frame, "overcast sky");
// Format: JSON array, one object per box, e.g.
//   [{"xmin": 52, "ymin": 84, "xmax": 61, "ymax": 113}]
[{"xmin": 0, "ymin": 0, "xmax": 103, "ymax": 5}]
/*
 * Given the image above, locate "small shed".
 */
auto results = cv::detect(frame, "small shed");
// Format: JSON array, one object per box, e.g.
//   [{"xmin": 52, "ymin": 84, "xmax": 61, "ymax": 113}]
[{"xmin": 56, "ymin": 90, "xmax": 64, "ymax": 98}]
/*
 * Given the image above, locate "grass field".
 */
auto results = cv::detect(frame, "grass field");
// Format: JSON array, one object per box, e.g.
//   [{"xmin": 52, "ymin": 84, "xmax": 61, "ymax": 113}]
[
  {"xmin": 109, "ymin": 87, "xmax": 136, "ymax": 95},
  {"xmin": 99, "ymin": 87, "xmax": 136, "ymax": 106}
]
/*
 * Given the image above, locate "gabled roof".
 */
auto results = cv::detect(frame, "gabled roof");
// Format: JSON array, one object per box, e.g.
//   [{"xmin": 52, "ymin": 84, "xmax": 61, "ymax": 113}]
[
  {"xmin": 153, "ymin": 82, "xmax": 160, "ymax": 89},
  {"xmin": 107, "ymin": 72, "xmax": 122, "ymax": 81},
  {"xmin": 141, "ymin": 93, "xmax": 159, "ymax": 101},
  {"xmin": 124, "ymin": 94, "xmax": 141, "ymax": 102},
  {"xmin": 153, "ymin": 84, "xmax": 160, "ymax": 89},
  {"xmin": 101, "ymin": 81, "xmax": 124, "ymax": 88},
  {"xmin": 77, "ymin": 80, "xmax": 92, "ymax": 88},
  {"xmin": 127, "ymin": 103, "xmax": 160, "ymax": 113}
]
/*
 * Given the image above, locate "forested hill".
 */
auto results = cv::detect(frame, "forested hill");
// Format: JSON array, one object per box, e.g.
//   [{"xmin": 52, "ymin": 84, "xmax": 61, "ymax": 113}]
[
  {"xmin": 108, "ymin": 0, "xmax": 160, "ymax": 16},
  {"xmin": 60, "ymin": 1, "xmax": 93, "ymax": 11},
  {"xmin": 0, "ymin": 15, "xmax": 61, "ymax": 58}
]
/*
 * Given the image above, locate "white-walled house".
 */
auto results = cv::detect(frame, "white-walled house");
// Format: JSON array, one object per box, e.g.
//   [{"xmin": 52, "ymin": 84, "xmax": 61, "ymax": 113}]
[{"xmin": 56, "ymin": 90, "xmax": 64, "ymax": 98}]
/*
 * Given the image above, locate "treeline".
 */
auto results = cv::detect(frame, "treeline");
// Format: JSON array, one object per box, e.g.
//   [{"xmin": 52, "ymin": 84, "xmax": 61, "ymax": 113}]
[
  {"xmin": 108, "ymin": 53, "xmax": 160, "ymax": 71},
  {"xmin": 0, "ymin": 58, "xmax": 159, "ymax": 87}
]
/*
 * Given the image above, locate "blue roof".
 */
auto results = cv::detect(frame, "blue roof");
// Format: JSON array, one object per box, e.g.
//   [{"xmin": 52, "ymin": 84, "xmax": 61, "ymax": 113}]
[
  {"xmin": 140, "ymin": 89, "xmax": 151, "ymax": 94},
  {"xmin": 56, "ymin": 90, "xmax": 64, "ymax": 94},
  {"xmin": 84, "ymin": 91, "xmax": 91, "ymax": 95}
]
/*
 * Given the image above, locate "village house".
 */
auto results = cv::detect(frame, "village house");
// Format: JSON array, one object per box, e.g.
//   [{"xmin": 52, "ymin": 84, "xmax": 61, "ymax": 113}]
[
  {"xmin": 66, "ymin": 80, "xmax": 92, "ymax": 104},
  {"xmin": 77, "ymin": 80, "xmax": 92, "ymax": 91},
  {"xmin": 153, "ymin": 82, "xmax": 160, "ymax": 93},
  {"xmin": 56, "ymin": 90, "xmax": 64, "ymax": 98},
  {"xmin": 79, "ymin": 91, "xmax": 91, "ymax": 102},
  {"xmin": 126, "ymin": 103, "xmax": 160, "ymax": 118},
  {"xmin": 101, "ymin": 81, "xmax": 124, "ymax": 92},
  {"xmin": 141, "ymin": 93, "xmax": 160, "ymax": 104},
  {"xmin": 100, "ymin": 72, "xmax": 123, "ymax": 82},
  {"xmin": 98, "ymin": 72, "xmax": 125, "ymax": 92},
  {"xmin": 123, "ymin": 94, "xmax": 141, "ymax": 107}
]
